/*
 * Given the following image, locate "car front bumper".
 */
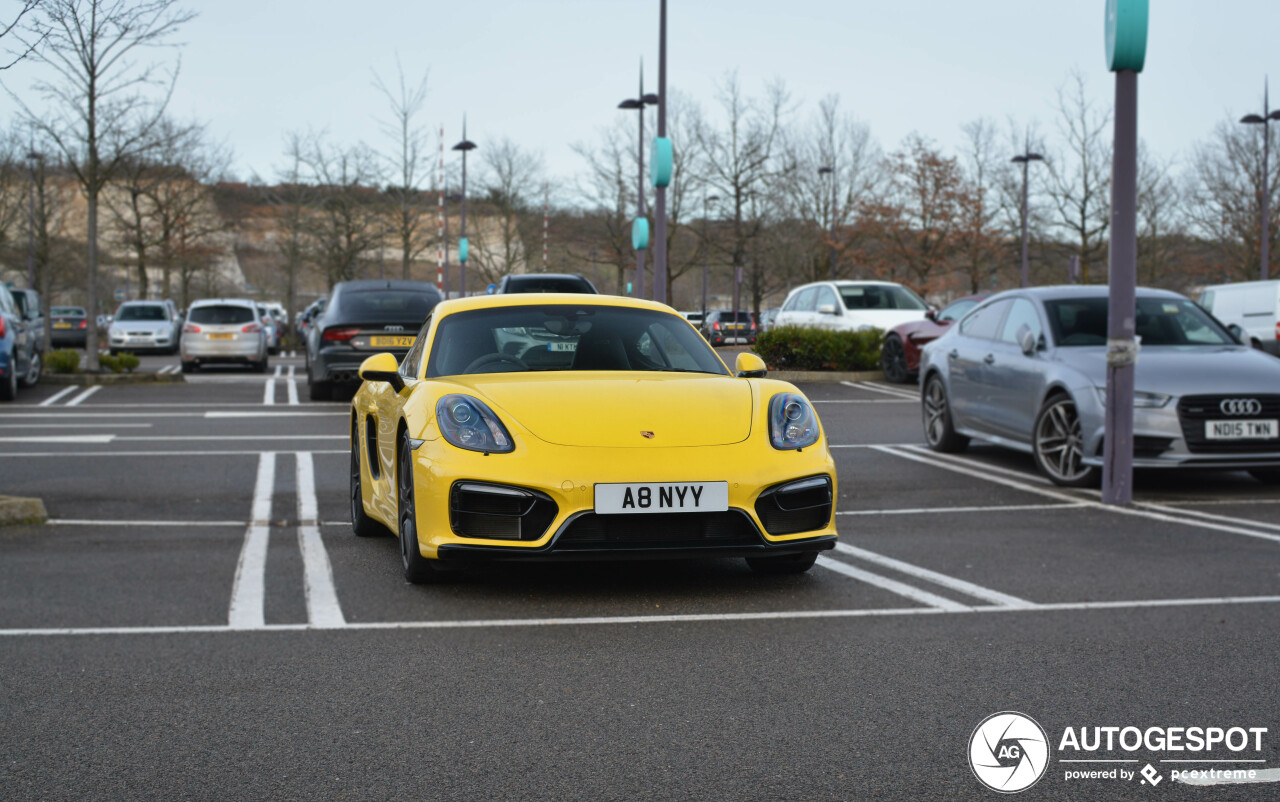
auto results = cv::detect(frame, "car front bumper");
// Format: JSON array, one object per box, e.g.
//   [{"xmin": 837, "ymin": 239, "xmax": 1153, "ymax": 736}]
[{"xmin": 1080, "ymin": 403, "xmax": 1280, "ymax": 469}]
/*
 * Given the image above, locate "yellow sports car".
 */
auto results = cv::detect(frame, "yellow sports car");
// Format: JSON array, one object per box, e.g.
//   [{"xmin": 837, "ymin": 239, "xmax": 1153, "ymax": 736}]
[{"xmin": 349, "ymin": 293, "xmax": 837, "ymax": 583}]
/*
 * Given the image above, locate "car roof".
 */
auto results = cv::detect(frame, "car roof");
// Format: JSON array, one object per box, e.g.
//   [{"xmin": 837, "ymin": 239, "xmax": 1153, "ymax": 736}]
[
  {"xmin": 986, "ymin": 285, "xmax": 1185, "ymax": 302},
  {"xmin": 433, "ymin": 292, "xmax": 675, "ymax": 317},
  {"xmin": 335, "ymin": 279, "xmax": 441, "ymax": 293},
  {"xmin": 189, "ymin": 298, "xmax": 257, "ymax": 308}
]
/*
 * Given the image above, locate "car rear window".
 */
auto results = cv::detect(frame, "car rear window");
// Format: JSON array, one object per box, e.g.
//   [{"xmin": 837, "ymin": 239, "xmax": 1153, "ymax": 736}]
[
  {"xmin": 718, "ymin": 311, "xmax": 754, "ymax": 323},
  {"xmin": 339, "ymin": 290, "xmax": 438, "ymax": 322},
  {"xmin": 840, "ymin": 285, "xmax": 928, "ymax": 311},
  {"xmin": 504, "ymin": 277, "xmax": 596, "ymax": 293},
  {"xmin": 52, "ymin": 307, "xmax": 85, "ymax": 316},
  {"xmin": 188, "ymin": 305, "xmax": 256, "ymax": 325},
  {"xmin": 117, "ymin": 304, "xmax": 170, "ymax": 321}
]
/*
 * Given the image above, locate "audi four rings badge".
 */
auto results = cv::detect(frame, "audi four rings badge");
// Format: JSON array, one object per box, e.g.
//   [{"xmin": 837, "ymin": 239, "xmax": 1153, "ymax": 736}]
[{"xmin": 1219, "ymin": 398, "xmax": 1262, "ymax": 416}]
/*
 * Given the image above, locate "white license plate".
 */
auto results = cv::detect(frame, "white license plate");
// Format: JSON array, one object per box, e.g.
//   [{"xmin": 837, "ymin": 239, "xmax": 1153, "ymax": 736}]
[
  {"xmin": 1205, "ymin": 420, "xmax": 1278, "ymax": 440},
  {"xmin": 594, "ymin": 482, "xmax": 729, "ymax": 515}
]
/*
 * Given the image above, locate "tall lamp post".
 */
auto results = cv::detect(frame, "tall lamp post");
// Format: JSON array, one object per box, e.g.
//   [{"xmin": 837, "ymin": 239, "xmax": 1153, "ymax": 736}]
[
  {"xmin": 817, "ymin": 165, "xmax": 837, "ymax": 279},
  {"xmin": 652, "ymin": 0, "xmax": 672, "ymax": 304},
  {"xmin": 25, "ymin": 151, "xmax": 41, "ymax": 290},
  {"xmin": 618, "ymin": 63, "xmax": 659, "ymax": 298},
  {"xmin": 701, "ymin": 193, "xmax": 718, "ymax": 320},
  {"xmin": 1240, "ymin": 78, "xmax": 1280, "ymax": 281},
  {"xmin": 1012, "ymin": 144, "xmax": 1045, "ymax": 288},
  {"xmin": 452, "ymin": 118, "xmax": 477, "ymax": 296}
]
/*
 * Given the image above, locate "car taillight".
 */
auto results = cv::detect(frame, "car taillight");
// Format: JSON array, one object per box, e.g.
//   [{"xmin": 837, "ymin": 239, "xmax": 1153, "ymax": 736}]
[
  {"xmin": 241, "ymin": 323, "xmax": 262, "ymax": 333},
  {"xmin": 183, "ymin": 323, "xmax": 201, "ymax": 334},
  {"xmin": 1275, "ymin": 322, "xmax": 1279, "ymax": 340},
  {"xmin": 750, "ymin": 320, "xmax": 757, "ymax": 331},
  {"xmin": 79, "ymin": 320, "xmax": 88, "ymax": 329},
  {"xmin": 323, "ymin": 326, "xmax": 359, "ymax": 342},
  {"xmin": 0, "ymin": 318, "xmax": 5, "ymax": 338},
  {"xmin": 712, "ymin": 321, "xmax": 721, "ymax": 331}
]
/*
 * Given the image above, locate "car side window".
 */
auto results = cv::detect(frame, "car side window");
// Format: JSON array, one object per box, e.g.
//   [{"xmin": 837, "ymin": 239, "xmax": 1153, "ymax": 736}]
[
  {"xmin": 938, "ymin": 298, "xmax": 977, "ymax": 323},
  {"xmin": 816, "ymin": 286, "xmax": 840, "ymax": 311},
  {"xmin": 959, "ymin": 300, "xmax": 1010, "ymax": 341},
  {"xmin": 794, "ymin": 287, "xmax": 818, "ymax": 312},
  {"xmin": 399, "ymin": 315, "xmax": 432, "ymax": 379},
  {"xmin": 999, "ymin": 298, "xmax": 1043, "ymax": 345}
]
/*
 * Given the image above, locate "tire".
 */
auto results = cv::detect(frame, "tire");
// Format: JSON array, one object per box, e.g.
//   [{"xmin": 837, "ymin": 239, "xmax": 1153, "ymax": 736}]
[
  {"xmin": 746, "ymin": 551, "xmax": 819, "ymax": 575},
  {"xmin": 1248, "ymin": 468, "xmax": 1280, "ymax": 485},
  {"xmin": 351, "ymin": 421, "xmax": 389, "ymax": 537},
  {"xmin": 181, "ymin": 360, "xmax": 197, "ymax": 373},
  {"xmin": 0, "ymin": 357, "xmax": 16, "ymax": 401},
  {"xmin": 308, "ymin": 379, "xmax": 329, "ymax": 401},
  {"xmin": 921, "ymin": 374, "xmax": 969, "ymax": 453},
  {"xmin": 398, "ymin": 430, "xmax": 447, "ymax": 584},
  {"xmin": 1032, "ymin": 393, "xmax": 1101, "ymax": 487},
  {"xmin": 880, "ymin": 334, "xmax": 912, "ymax": 384},
  {"xmin": 19, "ymin": 351, "xmax": 41, "ymax": 388}
]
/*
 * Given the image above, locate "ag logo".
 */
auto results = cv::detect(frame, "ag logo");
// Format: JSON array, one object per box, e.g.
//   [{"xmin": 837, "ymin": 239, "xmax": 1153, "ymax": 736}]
[{"xmin": 968, "ymin": 711, "xmax": 1050, "ymax": 793}]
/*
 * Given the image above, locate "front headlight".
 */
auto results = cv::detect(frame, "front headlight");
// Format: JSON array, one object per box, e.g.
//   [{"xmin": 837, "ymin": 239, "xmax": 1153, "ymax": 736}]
[
  {"xmin": 436, "ymin": 394, "xmax": 515, "ymax": 454},
  {"xmin": 769, "ymin": 392, "xmax": 821, "ymax": 450},
  {"xmin": 1094, "ymin": 386, "xmax": 1172, "ymax": 408}
]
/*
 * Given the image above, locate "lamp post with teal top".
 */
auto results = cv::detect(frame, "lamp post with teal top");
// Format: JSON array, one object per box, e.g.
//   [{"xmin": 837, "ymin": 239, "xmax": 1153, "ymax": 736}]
[
  {"xmin": 1240, "ymin": 79, "xmax": 1280, "ymax": 281},
  {"xmin": 651, "ymin": 0, "xmax": 672, "ymax": 304},
  {"xmin": 619, "ymin": 61, "xmax": 659, "ymax": 299},
  {"xmin": 452, "ymin": 118, "xmax": 477, "ymax": 297},
  {"xmin": 1101, "ymin": 0, "xmax": 1147, "ymax": 506}
]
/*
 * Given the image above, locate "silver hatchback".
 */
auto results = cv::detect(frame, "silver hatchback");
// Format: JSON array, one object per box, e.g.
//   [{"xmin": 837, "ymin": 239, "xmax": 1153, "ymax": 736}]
[{"xmin": 180, "ymin": 299, "xmax": 268, "ymax": 373}]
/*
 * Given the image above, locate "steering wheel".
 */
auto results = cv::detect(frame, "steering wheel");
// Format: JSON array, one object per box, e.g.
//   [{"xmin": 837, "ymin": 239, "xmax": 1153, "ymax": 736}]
[{"xmin": 463, "ymin": 353, "xmax": 529, "ymax": 374}]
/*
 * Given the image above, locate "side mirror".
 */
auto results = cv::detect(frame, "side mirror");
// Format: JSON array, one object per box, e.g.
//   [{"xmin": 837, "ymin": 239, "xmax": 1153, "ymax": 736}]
[
  {"xmin": 1226, "ymin": 323, "xmax": 1247, "ymax": 345},
  {"xmin": 358, "ymin": 352, "xmax": 405, "ymax": 391},
  {"xmin": 817, "ymin": 303, "xmax": 838, "ymax": 316},
  {"xmin": 1017, "ymin": 324, "xmax": 1038, "ymax": 356},
  {"xmin": 734, "ymin": 352, "xmax": 767, "ymax": 378},
  {"xmin": 925, "ymin": 308, "xmax": 938, "ymax": 322}
]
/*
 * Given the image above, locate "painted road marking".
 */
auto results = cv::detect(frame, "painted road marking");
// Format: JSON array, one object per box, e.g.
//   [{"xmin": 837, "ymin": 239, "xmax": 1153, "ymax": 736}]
[
  {"xmin": 1, "ymin": 595, "xmax": 1279, "ymax": 637},
  {"xmin": 206, "ymin": 411, "xmax": 347, "ymax": 418},
  {"xmin": 0, "ymin": 423, "xmax": 152, "ymax": 429},
  {"xmin": 273, "ymin": 364, "xmax": 282, "ymax": 378},
  {"xmin": 813, "ymin": 399, "xmax": 913, "ymax": 405},
  {"xmin": 833, "ymin": 542, "xmax": 1033, "ymax": 608},
  {"xmin": 1, "ymin": 449, "xmax": 348, "ymax": 457},
  {"xmin": 286, "ymin": 379, "xmax": 299, "ymax": 405},
  {"xmin": 0, "ymin": 435, "xmax": 114, "ymax": 443},
  {"xmin": 816, "ymin": 556, "xmax": 970, "ymax": 611},
  {"xmin": 263, "ymin": 378, "xmax": 276, "ymax": 405},
  {"xmin": 227, "ymin": 452, "xmax": 276, "ymax": 629},
  {"xmin": 1136, "ymin": 502, "xmax": 1280, "ymax": 534},
  {"xmin": 288, "ymin": 364, "xmax": 296, "ymax": 378},
  {"xmin": 840, "ymin": 380, "xmax": 917, "ymax": 400},
  {"xmin": 295, "ymin": 451, "xmax": 345, "ymax": 628},
  {"xmin": 65, "ymin": 386, "xmax": 101, "ymax": 406},
  {"xmin": 38, "ymin": 387, "xmax": 77, "ymax": 406},
  {"xmin": 48, "ymin": 519, "xmax": 246, "ymax": 527},
  {"xmin": 838, "ymin": 502, "xmax": 1086, "ymax": 516},
  {"xmin": 113, "ymin": 435, "xmax": 346, "ymax": 441}
]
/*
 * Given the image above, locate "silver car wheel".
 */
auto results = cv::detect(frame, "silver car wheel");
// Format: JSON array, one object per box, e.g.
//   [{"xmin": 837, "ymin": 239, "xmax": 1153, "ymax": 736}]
[
  {"xmin": 923, "ymin": 379, "xmax": 947, "ymax": 446},
  {"xmin": 1035, "ymin": 397, "xmax": 1089, "ymax": 482}
]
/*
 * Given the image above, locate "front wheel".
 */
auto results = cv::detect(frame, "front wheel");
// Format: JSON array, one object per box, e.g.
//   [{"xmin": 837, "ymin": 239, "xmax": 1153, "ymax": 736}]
[
  {"xmin": 0, "ymin": 358, "xmax": 16, "ymax": 401},
  {"xmin": 19, "ymin": 351, "xmax": 41, "ymax": 388},
  {"xmin": 398, "ymin": 431, "xmax": 447, "ymax": 584},
  {"xmin": 350, "ymin": 425, "xmax": 389, "ymax": 537},
  {"xmin": 746, "ymin": 551, "xmax": 819, "ymax": 575},
  {"xmin": 881, "ymin": 335, "xmax": 912, "ymax": 384},
  {"xmin": 922, "ymin": 374, "xmax": 968, "ymax": 453},
  {"xmin": 1032, "ymin": 394, "xmax": 1100, "ymax": 487}
]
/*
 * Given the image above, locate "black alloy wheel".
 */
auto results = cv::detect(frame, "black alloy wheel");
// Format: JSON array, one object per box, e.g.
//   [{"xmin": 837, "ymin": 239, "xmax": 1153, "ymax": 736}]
[
  {"xmin": 922, "ymin": 374, "xmax": 969, "ymax": 453},
  {"xmin": 880, "ymin": 335, "xmax": 911, "ymax": 384},
  {"xmin": 350, "ymin": 421, "xmax": 389, "ymax": 537},
  {"xmin": 398, "ymin": 431, "xmax": 444, "ymax": 584}
]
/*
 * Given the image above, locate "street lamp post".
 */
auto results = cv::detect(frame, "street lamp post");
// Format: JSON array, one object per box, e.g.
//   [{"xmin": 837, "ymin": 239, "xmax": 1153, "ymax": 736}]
[
  {"xmin": 452, "ymin": 118, "xmax": 477, "ymax": 296},
  {"xmin": 1240, "ymin": 78, "xmax": 1280, "ymax": 281},
  {"xmin": 817, "ymin": 165, "xmax": 837, "ymax": 279},
  {"xmin": 1012, "ymin": 145, "xmax": 1045, "ymax": 288},
  {"xmin": 652, "ymin": 0, "xmax": 671, "ymax": 304},
  {"xmin": 702, "ymin": 193, "xmax": 718, "ymax": 320},
  {"xmin": 618, "ymin": 62, "xmax": 659, "ymax": 299},
  {"xmin": 25, "ymin": 151, "xmax": 40, "ymax": 290}
]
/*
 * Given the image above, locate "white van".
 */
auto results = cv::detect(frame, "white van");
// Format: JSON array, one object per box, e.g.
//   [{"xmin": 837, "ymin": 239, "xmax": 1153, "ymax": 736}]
[{"xmin": 1199, "ymin": 280, "xmax": 1280, "ymax": 355}]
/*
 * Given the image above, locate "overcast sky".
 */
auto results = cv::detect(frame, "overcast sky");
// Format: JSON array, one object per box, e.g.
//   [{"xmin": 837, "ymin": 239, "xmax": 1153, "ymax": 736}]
[{"xmin": 5, "ymin": 0, "xmax": 1279, "ymax": 194}]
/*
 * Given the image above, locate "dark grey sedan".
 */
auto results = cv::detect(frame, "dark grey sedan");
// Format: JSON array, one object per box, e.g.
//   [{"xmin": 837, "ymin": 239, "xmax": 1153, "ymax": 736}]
[{"xmin": 918, "ymin": 286, "xmax": 1280, "ymax": 487}]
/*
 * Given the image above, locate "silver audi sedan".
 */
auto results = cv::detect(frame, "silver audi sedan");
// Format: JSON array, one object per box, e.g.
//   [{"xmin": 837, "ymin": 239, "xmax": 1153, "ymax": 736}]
[{"xmin": 919, "ymin": 286, "xmax": 1280, "ymax": 487}]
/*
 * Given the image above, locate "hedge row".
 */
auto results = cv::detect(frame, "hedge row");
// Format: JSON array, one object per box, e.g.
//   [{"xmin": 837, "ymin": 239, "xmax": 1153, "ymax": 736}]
[{"xmin": 752, "ymin": 325, "xmax": 883, "ymax": 372}]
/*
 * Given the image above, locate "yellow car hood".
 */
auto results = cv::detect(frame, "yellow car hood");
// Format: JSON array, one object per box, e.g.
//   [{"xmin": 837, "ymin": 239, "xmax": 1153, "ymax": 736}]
[{"xmin": 450, "ymin": 372, "xmax": 754, "ymax": 447}]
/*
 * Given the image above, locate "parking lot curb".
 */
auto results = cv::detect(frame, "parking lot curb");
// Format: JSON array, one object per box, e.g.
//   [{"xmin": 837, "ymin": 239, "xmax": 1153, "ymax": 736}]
[
  {"xmin": 42, "ymin": 372, "xmax": 186, "ymax": 385},
  {"xmin": 0, "ymin": 495, "xmax": 48, "ymax": 526},
  {"xmin": 767, "ymin": 370, "xmax": 885, "ymax": 383}
]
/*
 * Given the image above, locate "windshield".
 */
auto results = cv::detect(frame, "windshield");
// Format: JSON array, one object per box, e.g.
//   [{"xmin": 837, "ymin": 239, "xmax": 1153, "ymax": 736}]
[
  {"xmin": 840, "ymin": 284, "xmax": 928, "ymax": 311},
  {"xmin": 1045, "ymin": 297, "xmax": 1236, "ymax": 347},
  {"xmin": 189, "ymin": 305, "xmax": 255, "ymax": 325},
  {"xmin": 427, "ymin": 304, "xmax": 730, "ymax": 377},
  {"xmin": 116, "ymin": 304, "xmax": 169, "ymax": 322}
]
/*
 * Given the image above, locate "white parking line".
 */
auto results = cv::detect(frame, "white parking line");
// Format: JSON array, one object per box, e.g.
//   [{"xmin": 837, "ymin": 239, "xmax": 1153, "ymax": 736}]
[
  {"xmin": 3, "ymin": 449, "xmax": 348, "ymax": 457},
  {"xmin": 228, "ymin": 452, "xmax": 276, "ymax": 629},
  {"xmin": 0, "ymin": 435, "xmax": 114, "ymax": 443},
  {"xmin": 295, "ymin": 452, "xmax": 346, "ymax": 628},
  {"xmin": 286, "ymin": 380, "xmax": 298, "ymax": 405},
  {"xmin": 39, "ymin": 387, "xmax": 78, "ymax": 406},
  {"xmin": 65, "ymin": 386, "xmax": 101, "ymax": 406},
  {"xmin": 0, "ymin": 423, "xmax": 150, "ymax": 428},
  {"xmin": 115, "ymin": 435, "xmax": 346, "ymax": 441},
  {"xmin": 840, "ymin": 380, "xmax": 917, "ymax": 400},
  {"xmin": 813, "ymin": 399, "xmax": 913, "ymax": 405},
  {"xmin": 289, "ymin": 350, "xmax": 296, "ymax": 358},
  {"xmin": 48, "ymin": 519, "xmax": 246, "ymax": 527},
  {"xmin": 3, "ymin": 595, "xmax": 1279, "ymax": 637},
  {"xmin": 273, "ymin": 364, "xmax": 282, "ymax": 378},
  {"xmin": 288, "ymin": 364, "xmax": 296, "ymax": 378},
  {"xmin": 833, "ymin": 543, "xmax": 1033, "ymax": 608},
  {"xmin": 839, "ymin": 502, "xmax": 1086, "ymax": 516},
  {"xmin": 816, "ymin": 556, "xmax": 970, "ymax": 611},
  {"xmin": 1136, "ymin": 502, "xmax": 1280, "ymax": 535},
  {"xmin": 206, "ymin": 411, "xmax": 346, "ymax": 418},
  {"xmin": 262, "ymin": 379, "xmax": 276, "ymax": 405}
]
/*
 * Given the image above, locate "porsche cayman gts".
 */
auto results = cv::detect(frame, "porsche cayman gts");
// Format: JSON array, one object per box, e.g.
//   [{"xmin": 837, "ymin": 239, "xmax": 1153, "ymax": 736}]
[{"xmin": 349, "ymin": 294, "xmax": 838, "ymax": 583}]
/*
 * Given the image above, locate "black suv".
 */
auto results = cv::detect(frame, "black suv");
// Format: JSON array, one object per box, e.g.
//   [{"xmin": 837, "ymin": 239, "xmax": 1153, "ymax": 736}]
[
  {"xmin": 494, "ymin": 273, "xmax": 599, "ymax": 294},
  {"xmin": 700, "ymin": 310, "xmax": 757, "ymax": 347}
]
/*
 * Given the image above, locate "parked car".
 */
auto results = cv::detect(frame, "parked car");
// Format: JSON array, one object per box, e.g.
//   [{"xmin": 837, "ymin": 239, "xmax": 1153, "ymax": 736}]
[
  {"xmin": 297, "ymin": 297, "xmax": 327, "ymax": 341},
  {"xmin": 919, "ymin": 286, "xmax": 1280, "ymax": 487},
  {"xmin": 682, "ymin": 311, "xmax": 705, "ymax": 327},
  {"xmin": 256, "ymin": 303, "xmax": 282, "ymax": 355},
  {"xmin": 50, "ymin": 305, "xmax": 89, "ymax": 348},
  {"xmin": 700, "ymin": 310, "xmax": 757, "ymax": 347},
  {"xmin": 306, "ymin": 280, "xmax": 442, "ymax": 400},
  {"xmin": 350, "ymin": 293, "xmax": 836, "ymax": 583},
  {"xmin": 8, "ymin": 289, "xmax": 45, "ymax": 358},
  {"xmin": 108, "ymin": 300, "xmax": 181, "ymax": 355},
  {"xmin": 180, "ymin": 298, "xmax": 269, "ymax": 373},
  {"xmin": 494, "ymin": 273, "xmax": 599, "ymax": 294},
  {"xmin": 1199, "ymin": 279, "xmax": 1280, "ymax": 355},
  {"xmin": 0, "ymin": 283, "xmax": 41, "ymax": 400},
  {"xmin": 759, "ymin": 307, "xmax": 781, "ymax": 331},
  {"xmin": 881, "ymin": 294, "xmax": 989, "ymax": 383},
  {"xmin": 773, "ymin": 280, "xmax": 929, "ymax": 335}
]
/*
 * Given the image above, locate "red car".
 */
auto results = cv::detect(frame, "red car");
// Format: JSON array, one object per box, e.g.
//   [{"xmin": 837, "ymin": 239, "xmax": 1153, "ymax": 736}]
[{"xmin": 880, "ymin": 294, "xmax": 988, "ymax": 383}]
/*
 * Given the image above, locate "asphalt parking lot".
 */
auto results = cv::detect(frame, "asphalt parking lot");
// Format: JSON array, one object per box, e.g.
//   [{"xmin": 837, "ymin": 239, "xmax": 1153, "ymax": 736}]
[{"xmin": 2, "ymin": 352, "xmax": 1278, "ymax": 800}]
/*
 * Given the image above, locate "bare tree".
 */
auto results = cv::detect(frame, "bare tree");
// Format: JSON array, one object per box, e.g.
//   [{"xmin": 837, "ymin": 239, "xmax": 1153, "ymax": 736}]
[
  {"xmin": 1043, "ymin": 70, "xmax": 1111, "ymax": 284},
  {"xmin": 1135, "ymin": 143, "xmax": 1183, "ymax": 287},
  {"xmin": 953, "ymin": 118, "xmax": 1007, "ymax": 293},
  {"xmin": 263, "ymin": 133, "xmax": 320, "ymax": 337},
  {"xmin": 0, "ymin": 0, "xmax": 44, "ymax": 70},
  {"xmin": 293, "ymin": 131, "xmax": 381, "ymax": 288},
  {"xmin": 570, "ymin": 118, "xmax": 635, "ymax": 294},
  {"xmin": 15, "ymin": 0, "xmax": 195, "ymax": 370},
  {"xmin": 372, "ymin": 58, "xmax": 433, "ymax": 280},
  {"xmin": 469, "ymin": 136, "xmax": 543, "ymax": 284}
]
